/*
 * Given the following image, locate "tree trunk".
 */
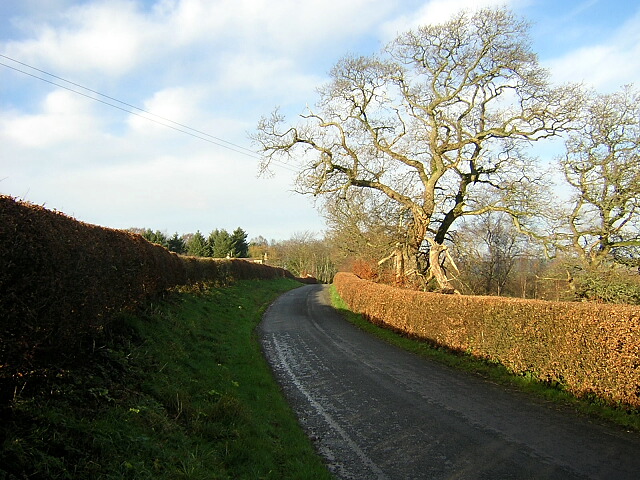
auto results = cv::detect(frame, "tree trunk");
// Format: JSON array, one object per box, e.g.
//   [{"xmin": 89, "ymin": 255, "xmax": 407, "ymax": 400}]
[
  {"xmin": 426, "ymin": 242, "xmax": 460, "ymax": 294},
  {"xmin": 394, "ymin": 247, "xmax": 405, "ymax": 283}
]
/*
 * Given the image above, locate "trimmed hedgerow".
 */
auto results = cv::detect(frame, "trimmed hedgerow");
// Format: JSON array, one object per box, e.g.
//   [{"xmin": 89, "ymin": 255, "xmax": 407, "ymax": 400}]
[
  {"xmin": 0, "ymin": 195, "xmax": 293, "ymax": 390},
  {"xmin": 334, "ymin": 272, "xmax": 640, "ymax": 408}
]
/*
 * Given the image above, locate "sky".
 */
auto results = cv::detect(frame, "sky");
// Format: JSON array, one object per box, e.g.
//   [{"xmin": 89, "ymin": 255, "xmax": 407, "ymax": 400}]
[{"xmin": 1, "ymin": 0, "xmax": 639, "ymax": 241}]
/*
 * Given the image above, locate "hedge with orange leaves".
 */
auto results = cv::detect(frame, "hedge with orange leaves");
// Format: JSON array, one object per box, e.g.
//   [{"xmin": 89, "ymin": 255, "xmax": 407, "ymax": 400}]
[
  {"xmin": 334, "ymin": 272, "xmax": 640, "ymax": 408},
  {"xmin": 0, "ymin": 195, "xmax": 294, "ymax": 381}
]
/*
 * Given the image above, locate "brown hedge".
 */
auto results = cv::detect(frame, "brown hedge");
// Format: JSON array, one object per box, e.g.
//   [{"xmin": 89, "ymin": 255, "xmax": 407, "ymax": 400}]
[
  {"xmin": 334, "ymin": 272, "xmax": 640, "ymax": 408},
  {"xmin": 0, "ymin": 195, "xmax": 294, "ymax": 379}
]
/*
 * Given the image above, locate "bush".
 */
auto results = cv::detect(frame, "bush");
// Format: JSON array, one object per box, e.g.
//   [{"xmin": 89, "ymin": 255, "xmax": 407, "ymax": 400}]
[
  {"xmin": 573, "ymin": 270, "xmax": 640, "ymax": 304},
  {"xmin": 351, "ymin": 258, "xmax": 379, "ymax": 281}
]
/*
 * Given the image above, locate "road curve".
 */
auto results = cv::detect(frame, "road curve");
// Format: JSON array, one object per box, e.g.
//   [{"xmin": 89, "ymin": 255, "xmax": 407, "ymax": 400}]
[{"xmin": 258, "ymin": 284, "xmax": 640, "ymax": 480}]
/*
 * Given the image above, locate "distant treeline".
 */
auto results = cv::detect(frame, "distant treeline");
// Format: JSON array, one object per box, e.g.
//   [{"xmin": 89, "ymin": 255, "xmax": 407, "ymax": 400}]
[{"xmin": 129, "ymin": 227, "xmax": 250, "ymax": 258}]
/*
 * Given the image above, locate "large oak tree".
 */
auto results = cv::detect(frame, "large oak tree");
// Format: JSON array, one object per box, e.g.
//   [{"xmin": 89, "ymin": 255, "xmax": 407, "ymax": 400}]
[{"xmin": 254, "ymin": 7, "xmax": 581, "ymax": 291}]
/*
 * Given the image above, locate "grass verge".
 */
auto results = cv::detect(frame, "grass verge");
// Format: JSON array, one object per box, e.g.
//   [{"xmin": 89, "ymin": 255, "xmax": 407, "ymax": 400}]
[
  {"xmin": 329, "ymin": 285, "xmax": 640, "ymax": 433},
  {"xmin": 1, "ymin": 279, "xmax": 332, "ymax": 480}
]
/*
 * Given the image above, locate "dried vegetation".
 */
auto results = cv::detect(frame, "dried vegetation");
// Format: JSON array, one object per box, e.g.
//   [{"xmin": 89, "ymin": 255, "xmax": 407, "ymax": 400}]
[{"xmin": 335, "ymin": 272, "xmax": 640, "ymax": 408}]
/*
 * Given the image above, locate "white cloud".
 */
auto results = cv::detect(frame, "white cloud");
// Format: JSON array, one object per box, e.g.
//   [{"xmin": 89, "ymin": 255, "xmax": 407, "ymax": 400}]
[
  {"xmin": 6, "ymin": 0, "xmax": 634, "ymax": 241},
  {"xmin": 0, "ymin": 89, "xmax": 100, "ymax": 147},
  {"xmin": 246, "ymin": 0, "xmax": 394, "ymax": 53},
  {"xmin": 212, "ymin": 53, "xmax": 324, "ymax": 104},
  {"xmin": 0, "ymin": 0, "xmax": 407, "ymax": 240},
  {"xmin": 38, "ymin": 150, "xmax": 320, "ymax": 237},
  {"xmin": 3, "ymin": 0, "xmax": 159, "ymax": 77},
  {"xmin": 126, "ymin": 86, "xmax": 207, "ymax": 134},
  {"xmin": 380, "ymin": 0, "xmax": 521, "ymax": 39},
  {"xmin": 161, "ymin": 0, "xmax": 394, "ymax": 53},
  {"xmin": 2, "ymin": 0, "xmax": 395, "ymax": 100},
  {"xmin": 544, "ymin": 10, "xmax": 640, "ymax": 91}
]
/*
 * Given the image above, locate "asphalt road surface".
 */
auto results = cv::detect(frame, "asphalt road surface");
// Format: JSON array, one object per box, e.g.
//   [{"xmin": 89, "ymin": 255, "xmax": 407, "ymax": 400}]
[{"xmin": 258, "ymin": 284, "xmax": 640, "ymax": 480}]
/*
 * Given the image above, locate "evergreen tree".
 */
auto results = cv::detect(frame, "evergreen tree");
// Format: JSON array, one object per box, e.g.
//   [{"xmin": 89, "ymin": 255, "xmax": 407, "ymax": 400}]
[
  {"xmin": 167, "ymin": 232, "xmax": 186, "ymax": 254},
  {"xmin": 207, "ymin": 228, "xmax": 249, "ymax": 257},
  {"xmin": 186, "ymin": 230, "xmax": 208, "ymax": 257},
  {"xmin": 230, "ymin": 227, "xmax": 249, "ymax": 258},
  {"xmin": 139, "ymin": 228, "xmax": 169, "ymax": 247},
  {"xmin": 208, "ymin": 229, "xmax": 234, "ymax": 258}
]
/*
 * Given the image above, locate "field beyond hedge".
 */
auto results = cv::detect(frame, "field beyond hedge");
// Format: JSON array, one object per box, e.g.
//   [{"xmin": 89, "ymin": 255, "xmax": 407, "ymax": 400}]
[{"xmin": 334, "ymin": 272, "xmax": 640, "ymax": 409}]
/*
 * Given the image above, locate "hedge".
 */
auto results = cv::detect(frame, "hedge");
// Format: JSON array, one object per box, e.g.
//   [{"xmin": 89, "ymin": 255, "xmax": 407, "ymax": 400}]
[
  {"xmin": 334, "ymin": 272, "xmax": 640, "ymax": 408},
  {"xmin": 0, "ymin": 195, "xmax": 294, "ymax": 386}
]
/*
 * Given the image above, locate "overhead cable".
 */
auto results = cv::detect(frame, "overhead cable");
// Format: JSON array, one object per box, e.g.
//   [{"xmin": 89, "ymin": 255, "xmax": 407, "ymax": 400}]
[{"xmin": 0, "ymin": 54, "xmax": 297, "ymax": 172}]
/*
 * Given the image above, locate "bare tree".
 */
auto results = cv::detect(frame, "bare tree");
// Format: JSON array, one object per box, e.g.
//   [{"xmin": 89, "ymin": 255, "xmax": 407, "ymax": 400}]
[
  {"xmin": 452, "ymin": 211, "xmax": 535, "ymax": 296},
  {"xmin": 272, "ymin": 232, "xmax": 337, "ymax": 283},
  {"xmin": 253, "ymin": 8, "xmax": 581, "ymax": 291},
  {"xmin": 558, "ymin": 85, "xmax": 640, "ymax": 270}
]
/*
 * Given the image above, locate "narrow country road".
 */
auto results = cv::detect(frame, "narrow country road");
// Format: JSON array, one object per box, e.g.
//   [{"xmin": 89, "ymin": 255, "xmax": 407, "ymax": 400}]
[{"xmin": 258, "ymin": 284, "xmax": 640, "ymax": 480}]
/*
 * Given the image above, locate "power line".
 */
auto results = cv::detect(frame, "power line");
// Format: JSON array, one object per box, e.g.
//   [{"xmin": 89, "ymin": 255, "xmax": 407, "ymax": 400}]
[
  {"xmin": 0, "ymin": 60, "xmax": 260, "ymax": 156},
  {"xmin": 0, "ymin": 54, "xmax": 298, "ymax": 172},
  {"xmin": 1, "ymin": 53, "xmax": 259, "ymax": 155}
]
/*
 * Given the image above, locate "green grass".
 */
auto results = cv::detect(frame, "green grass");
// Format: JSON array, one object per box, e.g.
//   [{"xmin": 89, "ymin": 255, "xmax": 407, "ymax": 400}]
[
  {"xmin": 329, "ymin": 285, "xmax": 640, "ymax": 433},
  {"xmin": 1, "ymin": 279, "xmax": 332, "ymax": 480}
]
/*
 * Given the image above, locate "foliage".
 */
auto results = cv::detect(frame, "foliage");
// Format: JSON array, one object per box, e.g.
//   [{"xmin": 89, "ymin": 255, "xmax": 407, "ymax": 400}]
[
  {"xmin": 130, "ymin": 228, "xmax": 185, "ymax": 253},
  {"xmin": 254, "ymin": 7, "xmax": 581, "ymax": 290},
  {"xmin": 350, "ymin": 258, "xmax": 380, "ymax": 282},
  {"xmin": 209, "ymin": 227, "xmax": 249, "ymax": 258},
  {"xmin": 180, "ymin": 228, "xmax": 251, "ymax": 259},
  {"xmin": 334, "ymin": 272, "xmax": 640, "ymax": 408},
  {"xmin": 572, "ymin": 268, "xmax": 640, "ymax": 304},
  {"xmin": 167, "ymin": 232, "xmax": 186, "ymax": 254},
  {"xmin": 230, "ymin": 227, "xmax": 249, "ymax": 258},
  {"xmin": 0, "ymin": 279, "xmax": 331, "ymax": 479},
  {"xmin": 186, "ymin": 230, "xmax": 209, "ymax": 257},
  {"xmin": 324, "ymin": 190, "xmax": 404, "ymax": 268},
  {"xmin": 141, "ymin": 228, "xmax": 169, "ymax": 247},
  {"xmin": 248, "ymin": 235, "xmax": 270, "ymax": 261},
  {"xmin": 208, "ymin": 228, "xmax": 234, "ymax": 257}
]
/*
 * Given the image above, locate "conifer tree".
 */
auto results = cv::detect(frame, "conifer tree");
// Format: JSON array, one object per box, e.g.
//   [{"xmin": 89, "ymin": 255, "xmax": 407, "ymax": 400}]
[
  {"xmin": 186, "ymin": 230, "xmax": 209, "ymax": 257},
  {"xmin": 167, "ymin": 232, "xmax": 186, "ymax": 254},
  {"xmin": 230, "ymin": 227, "xmax": 249, "ymax": 258}
]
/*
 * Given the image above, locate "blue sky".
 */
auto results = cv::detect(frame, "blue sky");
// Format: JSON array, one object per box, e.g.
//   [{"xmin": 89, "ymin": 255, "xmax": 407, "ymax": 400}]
[{"xmin": 1, "ymin": 0, "xmax": 639, "ymax": 241}]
